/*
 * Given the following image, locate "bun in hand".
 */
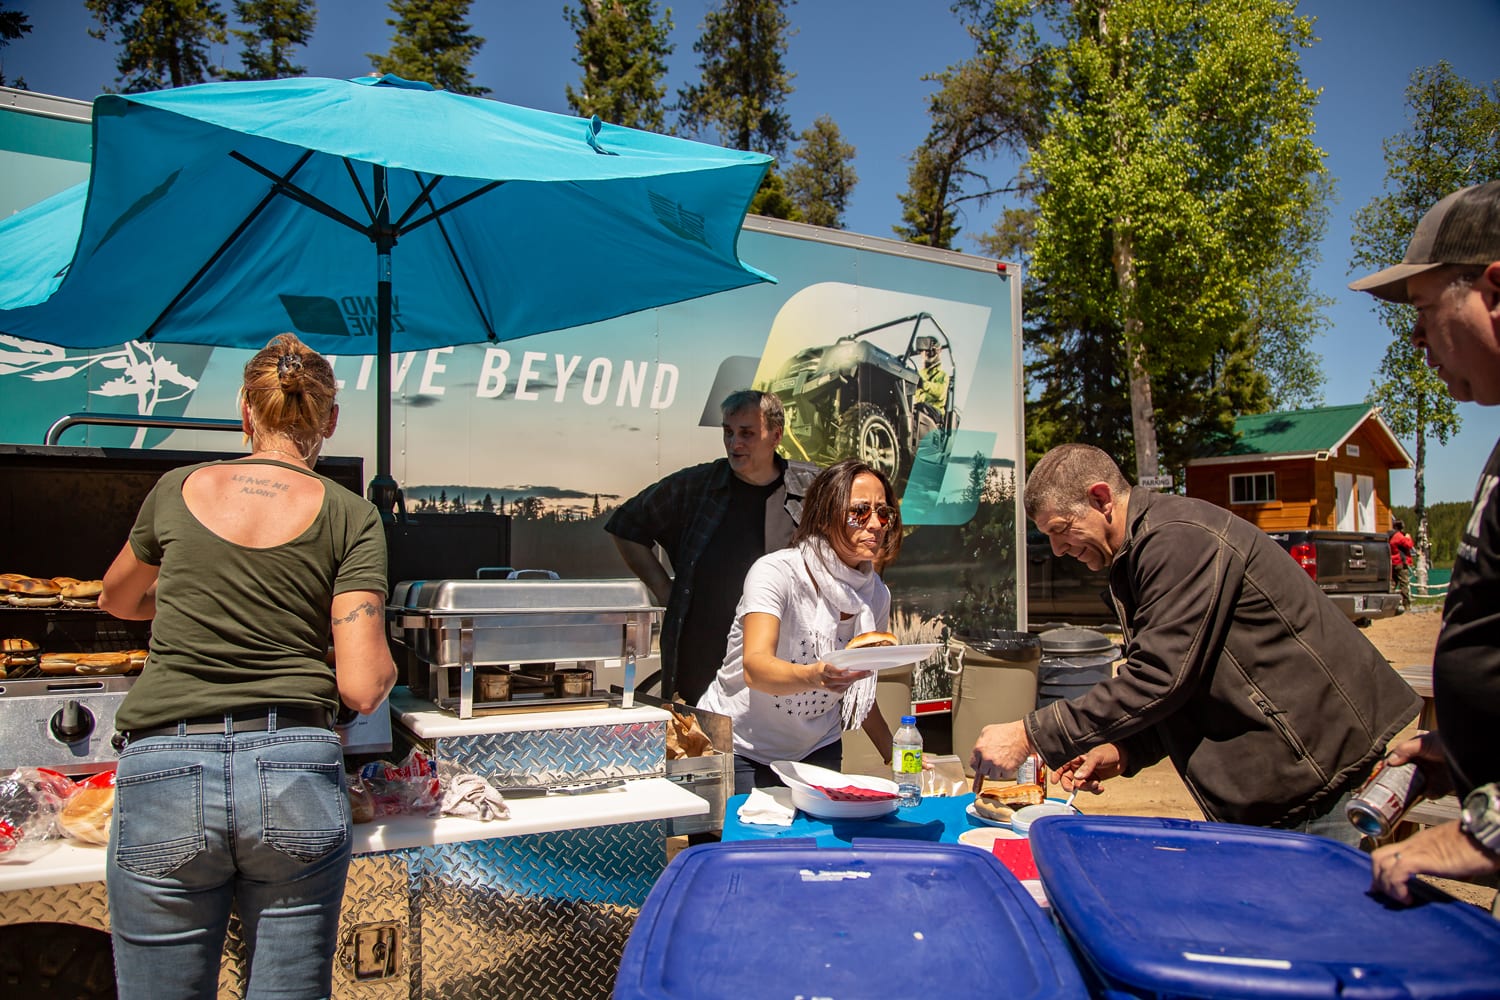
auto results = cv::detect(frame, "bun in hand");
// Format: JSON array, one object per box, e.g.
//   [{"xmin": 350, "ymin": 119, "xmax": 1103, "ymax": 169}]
[{"xmin": 846, "ymin": 630, "xmax": 897, "ymax": 649}]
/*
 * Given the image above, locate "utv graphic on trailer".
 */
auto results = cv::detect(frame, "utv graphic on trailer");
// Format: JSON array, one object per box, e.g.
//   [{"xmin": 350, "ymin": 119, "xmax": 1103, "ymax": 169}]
[{"xmin": 770, "ymin": 312, "xmax": 960, "ymax": 494}]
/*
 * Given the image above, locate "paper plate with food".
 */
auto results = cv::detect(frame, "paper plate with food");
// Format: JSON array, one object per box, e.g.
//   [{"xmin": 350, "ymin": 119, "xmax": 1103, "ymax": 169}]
[
  {"xmin": 822, "ymin": 631, "xmax": 940, "ymax": 671},
  {"xmin": 967, "ymin": 780, "xmax": 1047, "ymax": 828}
]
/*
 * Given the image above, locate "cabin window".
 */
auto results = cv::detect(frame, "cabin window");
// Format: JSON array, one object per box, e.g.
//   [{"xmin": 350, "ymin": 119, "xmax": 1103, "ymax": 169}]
[{"xmin": 1230, "ymin": 472, "xmax": 1276, "ymax": 504}]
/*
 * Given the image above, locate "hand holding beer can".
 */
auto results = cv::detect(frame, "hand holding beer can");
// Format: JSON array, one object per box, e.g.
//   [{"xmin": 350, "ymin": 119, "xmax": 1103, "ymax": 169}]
[{"xmin": 1346, "ymin": 759, "xmax": 1426, "ymax": 838}]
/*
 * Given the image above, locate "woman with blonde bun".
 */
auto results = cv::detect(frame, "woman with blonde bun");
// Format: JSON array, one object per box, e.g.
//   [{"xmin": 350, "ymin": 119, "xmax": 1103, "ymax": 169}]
[{"xmin": 101, "ymin": 332, "xmax": 396, "ymax": 999}]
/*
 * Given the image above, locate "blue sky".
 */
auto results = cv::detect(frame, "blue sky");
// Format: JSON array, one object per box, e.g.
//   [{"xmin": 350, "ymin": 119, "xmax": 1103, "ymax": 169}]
[{"xmin": 5, "ymin": 0, "xmax": 1498, "ymax": 505}]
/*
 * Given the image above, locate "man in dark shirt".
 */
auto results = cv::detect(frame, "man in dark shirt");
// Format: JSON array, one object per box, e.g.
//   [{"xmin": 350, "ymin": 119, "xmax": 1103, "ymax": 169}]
[
  {"xmin": 1350, "ymin": 179, "xmax": 1500, "ymax": 907},
  {"xmin": 605, "ymin": 390, "xmax": 817, "ymax": 704}
]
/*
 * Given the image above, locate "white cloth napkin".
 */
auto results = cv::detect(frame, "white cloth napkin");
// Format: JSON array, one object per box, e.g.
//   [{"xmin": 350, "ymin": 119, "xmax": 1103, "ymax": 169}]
[
  {"xmin": 737, "ymin": 786, "xmax": 796, "ymax": 826},
  {"xmin": 441, "ymin": 773, "xmax": 511, "ymax": 822}
]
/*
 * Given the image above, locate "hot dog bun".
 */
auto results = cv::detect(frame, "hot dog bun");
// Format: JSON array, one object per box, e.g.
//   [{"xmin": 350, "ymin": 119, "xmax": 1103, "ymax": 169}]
[
  {"xmin": 846, "ymin": 630, "xmax": 897, "ymax": 649},
  {"xmin": 59, "ymin": 786, "xmax": 115, "ymax": 845},
  {"xmin": 975, "ymin": 782, "xmax": 1046, "ymax": 817}
]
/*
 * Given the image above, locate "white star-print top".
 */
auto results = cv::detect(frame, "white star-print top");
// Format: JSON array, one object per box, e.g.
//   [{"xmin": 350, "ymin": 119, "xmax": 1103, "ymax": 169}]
[{"xmin": 697, "ymin": 546, "xmax": 891, "ymax": 765}]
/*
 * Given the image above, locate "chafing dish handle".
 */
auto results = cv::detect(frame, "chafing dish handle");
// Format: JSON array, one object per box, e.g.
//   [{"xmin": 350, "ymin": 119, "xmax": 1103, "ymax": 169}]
[
  {"xmin": 622, "ymin": 653, "xmax": 635, "ymax": 710},
  {"xmin": 459, "ymin": 617, "xmax": 475, "ymax": 719}
]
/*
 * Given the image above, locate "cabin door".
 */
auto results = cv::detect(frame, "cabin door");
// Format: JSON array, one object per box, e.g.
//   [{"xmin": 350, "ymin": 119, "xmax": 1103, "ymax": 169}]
[{"xmin": 1335, "ymin": 471, "xmax": 1355, "ymax": 530}]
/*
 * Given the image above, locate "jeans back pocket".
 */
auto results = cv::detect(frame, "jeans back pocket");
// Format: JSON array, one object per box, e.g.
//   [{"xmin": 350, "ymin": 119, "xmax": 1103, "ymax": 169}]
[
  {"xmin": 114, "ymin": 763, "xmax": 207, "ymax": 878},
  {"xmin": 259, "ymin": 759, "xmax": 349, "ymax": 863}
]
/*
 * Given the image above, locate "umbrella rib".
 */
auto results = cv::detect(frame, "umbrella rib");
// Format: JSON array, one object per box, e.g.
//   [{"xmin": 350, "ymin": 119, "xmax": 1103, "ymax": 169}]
[
  {"xmin": 230, "ymin": 150, "xmax": 373, "ymax": 238},
  {"xmin": 144, "ymin": 148, "xmax": 317, "ymax": 341},
  {"xmin": 400, "ymin": 180, "xmax": 506, "ymax": 235},
  {"xmin": 343, "ymin": 157, "xmax": 377, "ymax": 227},
  {"xmin": 430, "ymin": 209, "xmax": 498, "ymax": 343},
  {"xmin": 392, "ymin": 172, "xmax": 446, "ymax": 232}
]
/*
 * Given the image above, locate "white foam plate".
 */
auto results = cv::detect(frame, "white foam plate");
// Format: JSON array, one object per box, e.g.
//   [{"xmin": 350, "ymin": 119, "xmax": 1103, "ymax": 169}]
[
  {"xmin": 958, "ymin": 826, "xmax": 1024, "ymax": 849},
  {"xmin": 1011, "ymin": 801, "xmax": 1079, "ymax": 836},
  {"xmin": 821, "ymin": 643, "xmax": 940, "ymax": 672},
  {"xmin": 965, "ymin": 801, "xmax": 1019, "ymax": 829},
  {"xmin": 769, "ymin": 760, "xmax": 900, "ymax": 821}
]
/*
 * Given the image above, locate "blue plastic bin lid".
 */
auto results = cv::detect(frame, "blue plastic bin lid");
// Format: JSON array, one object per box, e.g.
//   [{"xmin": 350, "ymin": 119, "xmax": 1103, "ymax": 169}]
[
  {"xmin": 615, "ymin": 838, "xmax": 1087, "ymax": 1000},
  {"xmin": 1029, "ymin": 815, "xmax": 1500, "ymax": 1000}
]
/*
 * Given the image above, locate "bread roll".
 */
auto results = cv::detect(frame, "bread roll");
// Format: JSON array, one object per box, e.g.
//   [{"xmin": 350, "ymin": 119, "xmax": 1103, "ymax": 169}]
[
  {"xmin": 39, "ymin": 652, "xmax": 80, "ymax": 675},
  {"xmin": 977, "ymin": 782, "xmax": 1045, "ymax": 809},
  {"xmin": 2, "ymin": 638, "xmax": 39, "ymax": 653},
  {"xmin": 61, "ymin": 580, "xmax": 103, "ymax": 600},
  {"xmin": 59, "ymin": 786, "xmax": 115, "ymax": 845},
  {"xmin": 972, "ymin": 791, "xmax": 1016, "ymax": 824},
  {"xmin": 348, "ymin": 780, "xmax": 375, "ymax": 824},
  {"xmin": 846, "ymin": 630, "xmax": 898, "ymax": 649},
  {"xmin": 75, "ymin": 652, "xmax": 130, "ymax": 675},
  {"xmin": 7, "ymin": 578, "xmax": 60, "ymax": 606}
]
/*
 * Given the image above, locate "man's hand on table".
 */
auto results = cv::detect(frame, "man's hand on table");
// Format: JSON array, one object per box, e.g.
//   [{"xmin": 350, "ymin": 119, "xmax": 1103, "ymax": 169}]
[{"xmin": 969, "ymin": 720, "xmax": 1033, "ymax": 793}]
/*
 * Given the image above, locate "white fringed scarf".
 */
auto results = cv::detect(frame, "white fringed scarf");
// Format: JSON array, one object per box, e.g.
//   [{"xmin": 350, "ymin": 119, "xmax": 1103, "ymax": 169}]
[{"xmin": 798, "ymin": 536, "xmax": 882, "ymax": 731}]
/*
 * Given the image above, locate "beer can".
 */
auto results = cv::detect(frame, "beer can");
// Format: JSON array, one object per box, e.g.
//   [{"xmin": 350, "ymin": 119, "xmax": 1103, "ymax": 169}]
[{"xmin": 1345, "ymin": 760, "xmax": 1426, "ymax": 838}]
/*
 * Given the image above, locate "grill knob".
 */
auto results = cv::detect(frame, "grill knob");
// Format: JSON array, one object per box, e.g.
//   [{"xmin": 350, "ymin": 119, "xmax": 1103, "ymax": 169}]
[{"xmin": 51, "ymin": 700, "xmax": 96, "ymax": 744}]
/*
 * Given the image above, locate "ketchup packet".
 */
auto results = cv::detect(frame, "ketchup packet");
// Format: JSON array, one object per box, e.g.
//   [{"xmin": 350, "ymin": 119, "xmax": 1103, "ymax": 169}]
[{"xmin": 817, "ymin": 784, "xmax": 899, "ymax": 802}]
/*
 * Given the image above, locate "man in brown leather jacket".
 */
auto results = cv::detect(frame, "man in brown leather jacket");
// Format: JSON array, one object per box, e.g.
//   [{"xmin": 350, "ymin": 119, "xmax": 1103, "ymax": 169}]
[{"xmin": 971, "ymin": 444, "xmax": 1421, "ymax": 846}]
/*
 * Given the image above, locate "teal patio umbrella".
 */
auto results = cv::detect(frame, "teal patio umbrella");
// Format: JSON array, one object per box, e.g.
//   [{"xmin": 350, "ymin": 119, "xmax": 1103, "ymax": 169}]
[{"xmin": 0, "ymin": 75, "xmax": 773, "ymax": 505}]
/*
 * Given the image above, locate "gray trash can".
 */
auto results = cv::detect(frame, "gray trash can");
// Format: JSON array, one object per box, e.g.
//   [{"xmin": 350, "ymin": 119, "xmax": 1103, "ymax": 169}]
[
  {"xmin": 1037, "ymin": 627, "xmax": 1119, "ymax": 709},
  {"xmin": 950, "ymin": 630, "xmax": 1041, "ymax": 775}
]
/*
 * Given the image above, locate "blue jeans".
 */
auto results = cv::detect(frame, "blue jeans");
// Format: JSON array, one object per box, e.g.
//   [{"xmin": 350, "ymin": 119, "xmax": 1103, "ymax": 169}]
[
  {"xmin": 107, "ymin": 723, "xmax": 351, "ymax": 1000},
  {"xmin": 1283, "ymin": 781, "xmax": 1367, "ymax": 850}
]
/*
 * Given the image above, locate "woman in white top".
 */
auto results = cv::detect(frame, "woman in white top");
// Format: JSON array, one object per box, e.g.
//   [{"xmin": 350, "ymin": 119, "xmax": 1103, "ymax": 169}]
[{"xmin": 699, "ymin": 458, "xmax": 901, "ymax": 794}]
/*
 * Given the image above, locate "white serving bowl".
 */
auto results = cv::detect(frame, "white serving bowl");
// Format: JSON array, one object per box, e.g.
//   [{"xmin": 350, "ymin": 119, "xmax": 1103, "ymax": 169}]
[{"xmin": 770, "ymin": 760, "xmax": 900, "ymax": 821}]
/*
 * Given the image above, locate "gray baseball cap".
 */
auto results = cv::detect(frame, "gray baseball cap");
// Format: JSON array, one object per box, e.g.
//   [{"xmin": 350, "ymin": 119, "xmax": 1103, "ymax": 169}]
[{"xmin": 1349, "ymin": 179, "xmax": 1500, "ymax": 303}]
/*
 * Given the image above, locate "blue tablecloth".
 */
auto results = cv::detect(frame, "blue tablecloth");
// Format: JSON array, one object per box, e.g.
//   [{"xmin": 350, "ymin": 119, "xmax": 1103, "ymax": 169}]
[{"xmin": 722, "ymin": 792, "xmax": 984, "ymax": 845}]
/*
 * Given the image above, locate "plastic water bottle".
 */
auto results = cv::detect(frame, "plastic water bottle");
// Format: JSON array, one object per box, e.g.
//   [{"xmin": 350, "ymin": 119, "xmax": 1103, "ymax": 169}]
[{"xmin": 892, "ymin": 715, "xmax": 923, "ymax": 807}]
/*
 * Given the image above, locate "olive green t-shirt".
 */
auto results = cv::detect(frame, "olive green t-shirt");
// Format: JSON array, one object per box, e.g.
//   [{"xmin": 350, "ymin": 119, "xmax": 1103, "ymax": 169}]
[{"xmin": 116, "ymin": 458, "xmax": 387, "ymax": 730}]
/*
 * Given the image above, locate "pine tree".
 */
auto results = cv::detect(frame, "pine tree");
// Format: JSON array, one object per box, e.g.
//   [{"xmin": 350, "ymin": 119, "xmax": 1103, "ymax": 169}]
[
  {"xmin": 677, "ymin": 0, "xmax": 795, "ymax": 157},
  {"xmin": 564, "ymin": 0, "xmax": 674, "ymax": 132},
  {"xmin": 369, "ymin": 0, "xmax": 488, "ymax": 96},
  {"xmin": 1351, "ymin": 61, "xmax": 1500, "ymax": 577},
  {"xmin": 893, "ymin": 0, "xmax": 1046, "ymax": 249},
  {"xmin": 785, "ymin": 115, "xmax": 857, "ymax": 228},
  {"xmin": 86, "ymin": 0, "xmax": 228, "ymax": 92},
  {"xmin": 226, "ymin": 0, "xmax": 315, "ymax": 80},
  {"xmin": 0, "ymin": 3, "xmax": 32, "ymax": 89}
]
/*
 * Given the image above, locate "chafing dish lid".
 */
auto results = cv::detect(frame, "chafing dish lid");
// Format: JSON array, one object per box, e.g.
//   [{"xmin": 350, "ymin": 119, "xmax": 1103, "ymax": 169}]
[{"xmin": 397, "ymin": 578, "xmax": 659, "ymax": 614}]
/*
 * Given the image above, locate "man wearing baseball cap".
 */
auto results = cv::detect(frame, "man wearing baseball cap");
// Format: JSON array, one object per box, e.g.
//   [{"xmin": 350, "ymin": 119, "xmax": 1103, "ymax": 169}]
[{"xmin": 1350, "ymin": 179, "xmax": 1500, "ymax": 911}]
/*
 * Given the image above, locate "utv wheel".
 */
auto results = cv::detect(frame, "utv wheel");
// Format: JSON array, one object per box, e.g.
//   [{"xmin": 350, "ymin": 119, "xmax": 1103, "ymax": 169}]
[{"xmin": 837, "ymin": 403, "xmax": 903, "ymax": 480}]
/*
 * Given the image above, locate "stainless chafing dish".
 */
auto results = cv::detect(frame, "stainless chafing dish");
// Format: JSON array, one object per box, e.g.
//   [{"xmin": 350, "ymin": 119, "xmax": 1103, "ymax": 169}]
[{"xmin": 390, "ymin": 577, "xmax": 661, "ymax": 718}]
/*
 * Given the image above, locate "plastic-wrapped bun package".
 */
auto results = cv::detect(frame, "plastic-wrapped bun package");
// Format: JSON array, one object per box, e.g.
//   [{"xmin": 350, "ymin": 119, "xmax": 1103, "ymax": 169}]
[{"xmin": 0, "ymin": 767, "xmax": 73, "ymax": 859}]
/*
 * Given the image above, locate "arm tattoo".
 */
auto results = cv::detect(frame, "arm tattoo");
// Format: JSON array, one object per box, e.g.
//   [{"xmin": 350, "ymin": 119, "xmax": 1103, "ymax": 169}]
[{"xmin": 333, "ymin": 601, "xmax": 380, "ymax": 625}]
